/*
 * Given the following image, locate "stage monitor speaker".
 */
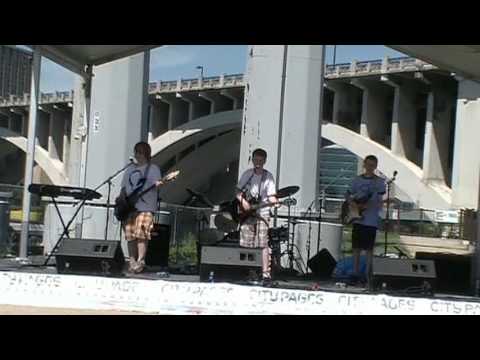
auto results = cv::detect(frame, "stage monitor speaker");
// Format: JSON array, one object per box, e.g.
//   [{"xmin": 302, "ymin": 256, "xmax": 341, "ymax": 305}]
[
  {"xmin": 55, "ymin": 239, "xmax": 125, "ymax": 276},
  {"xmin": 307, "ymin": 249, "xmax": 337, "ymax": 278},
  {"xmin": 372, "ymin": 257, "xmax": 436, "ymax": 293},
  {"xmin": 145, "ymin": 223, "xmax": 170, "ymax": 268},
  {"xmin": 416, "ymin": 252, "xmax": 471, "ymax": 294},
  {"xmin": 200, "ymin": 246, "xmax": 263, "ymax": 282}
]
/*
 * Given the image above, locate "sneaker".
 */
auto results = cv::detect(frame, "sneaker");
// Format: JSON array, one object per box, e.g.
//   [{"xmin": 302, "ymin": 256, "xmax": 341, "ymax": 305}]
[
  {"xmin": 134, "ymin": 260, "xmax": 145, "ymax": 274},
  {"xmin": 128, "ymin": 260, "xmax": 138, "ymax": 273}
]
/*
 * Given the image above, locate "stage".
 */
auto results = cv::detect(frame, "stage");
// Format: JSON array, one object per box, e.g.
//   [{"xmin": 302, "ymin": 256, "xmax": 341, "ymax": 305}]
[{"xmin": 0, "ymin": 257, "xmax": 479, "ymax": 315}]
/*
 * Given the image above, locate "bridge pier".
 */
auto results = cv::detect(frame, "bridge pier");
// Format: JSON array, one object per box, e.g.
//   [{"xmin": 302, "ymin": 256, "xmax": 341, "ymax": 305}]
[
  {"xmin": 382, "ymin": 75, "xmax": 428, "ymax": 167},
  {"xmin": 159, "ymin": 95, "xmax": 189, "ymax": 130},
  {"xmin": 351, "ymin": 78, "xmax": 392, "ymax": 148},
  {"xmin": 45, "ymin": 106, "xmax": 67, "ymax": 162},
  {"xmin": 220, "ymin": 88, "xmax": 244, "ymax": 110},
  {"xmin": 36, "ymin": 109, "xmax": 50, "ymax": 151},
  {"xmin": 177, "ymin": 92, "xmax": 211, "ymax": 122},
  {"xmin": 325, "ymin": 80, "xmax": 362, "ymax": 132},
  {"xmin": 148, "ymin": 98, "xmax": 169, "ymax": 142},
  {"xmin": 199, "ymin": 91, "xmax": 233, "ymax": 114},
  {"xmin": 421, "ymin": 73, "xmax": 456, "ymax": 188},
  {"xmin": 452, "ymin": 78, "xmax": 480, "ymax": 209}
]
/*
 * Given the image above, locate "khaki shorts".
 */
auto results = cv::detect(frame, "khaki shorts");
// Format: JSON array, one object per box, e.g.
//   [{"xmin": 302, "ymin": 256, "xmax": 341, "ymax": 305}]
[{"xmin": 123, "ymin": 212, "xmax": 154, "ymax": 241}]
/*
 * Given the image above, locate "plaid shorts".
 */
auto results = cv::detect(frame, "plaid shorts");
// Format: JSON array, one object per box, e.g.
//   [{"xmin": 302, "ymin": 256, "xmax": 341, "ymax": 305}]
[
  {"xmin": 123, "ymin": 212, "xmax": 154, "ymax": 242},
  {"xmin": 240, "ymin": 215, "xmax": 270, "ymax": 248}
]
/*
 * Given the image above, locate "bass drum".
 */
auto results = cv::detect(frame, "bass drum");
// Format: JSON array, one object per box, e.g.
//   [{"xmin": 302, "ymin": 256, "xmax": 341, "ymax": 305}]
[
  {"xmin": 214, "ymin": 212, "xmax": 238, "ymax": 233},
  {"xmin": 219, "ymin": 199, "xmax": 240, "ymax": 223}
]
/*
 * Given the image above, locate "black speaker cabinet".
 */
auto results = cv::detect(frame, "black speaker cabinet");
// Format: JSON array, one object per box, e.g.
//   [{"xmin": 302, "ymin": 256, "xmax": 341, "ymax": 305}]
[
  {"xmin": 200, "ymin": 245, "xmax": 263, "ymax": 282},
  {"xmin": 416, "ymin": 252, "xmax": 471, "ymax": 294},
  {"xmin": 372, "ymin": 257, "xmax": 437, "ymax": 293},
  {"xmin": 55, "ymin": 239, "xmax": 125, "ymax": 276},
  {"xmin": 145, "ymin": 224, "xmax": 171, "ymax": 268},
  {"xmin": 307, "ymin": 249, "xmax": 337, "ymax": 278}
]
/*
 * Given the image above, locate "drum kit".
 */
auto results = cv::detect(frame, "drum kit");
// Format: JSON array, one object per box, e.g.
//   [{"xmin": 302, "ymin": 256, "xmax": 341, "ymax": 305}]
[{"xmin": 196, "ymin": 185, "xmax": 306, "ymax": 276}]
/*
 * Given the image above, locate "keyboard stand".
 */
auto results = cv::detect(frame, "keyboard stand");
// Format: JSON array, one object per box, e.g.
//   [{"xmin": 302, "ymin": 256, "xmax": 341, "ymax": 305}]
[{"xmin": 43, "ymin": 196, "xmax": 90, "ymax": 266}]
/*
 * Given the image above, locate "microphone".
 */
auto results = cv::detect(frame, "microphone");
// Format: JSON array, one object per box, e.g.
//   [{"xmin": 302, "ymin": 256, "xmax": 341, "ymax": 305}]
[
  {"xmin": 129, "ymin": 157, "xmax": 136, "ymax": 164},
  {"xmin": 393, "ymin": 171, "xmax": 398, "ymax": 177}
]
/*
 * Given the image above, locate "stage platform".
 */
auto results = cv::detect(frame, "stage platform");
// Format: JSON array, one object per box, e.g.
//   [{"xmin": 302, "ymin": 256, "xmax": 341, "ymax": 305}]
[{"xmin": 0, "ymin": 257, "xmax": 479, "ymax": 315}]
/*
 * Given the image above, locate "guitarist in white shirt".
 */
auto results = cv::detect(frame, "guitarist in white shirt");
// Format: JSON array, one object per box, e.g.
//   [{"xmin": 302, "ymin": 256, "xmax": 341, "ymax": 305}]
[
  {"xmin": 236, "ymin": 148, "xmax": 279, "ymax": 281},
  {"xmin": 120, "ymin": 142, "xmax": 164, "ymax": 274}
]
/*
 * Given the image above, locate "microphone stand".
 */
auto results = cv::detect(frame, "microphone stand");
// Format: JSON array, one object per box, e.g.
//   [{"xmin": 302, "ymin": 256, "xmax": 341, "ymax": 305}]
[
  {"xmin": 383, "ymin": 171, "xmax": 398, "ymax": 256},
  {"xmin": 305, "ymin": 198, "xmax": 316, "ymax": 275}
]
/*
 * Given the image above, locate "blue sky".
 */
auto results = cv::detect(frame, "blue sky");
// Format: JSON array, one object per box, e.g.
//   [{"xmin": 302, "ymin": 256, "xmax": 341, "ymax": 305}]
[{"xmin": 34, "ymin": 45, "xmax": 406, "ymax": 93}]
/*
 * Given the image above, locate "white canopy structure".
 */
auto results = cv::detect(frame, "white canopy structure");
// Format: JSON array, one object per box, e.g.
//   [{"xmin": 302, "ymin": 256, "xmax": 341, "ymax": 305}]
[{"xmin": 20, "ymin": 45, "xmax": 161, "ymax": 259}]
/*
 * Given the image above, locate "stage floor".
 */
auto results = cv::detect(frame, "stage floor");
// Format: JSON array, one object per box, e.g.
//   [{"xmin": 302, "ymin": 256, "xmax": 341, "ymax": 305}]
[{"xmin": 0, "ymin": 256, "xmax": 478, "ymax": 304}]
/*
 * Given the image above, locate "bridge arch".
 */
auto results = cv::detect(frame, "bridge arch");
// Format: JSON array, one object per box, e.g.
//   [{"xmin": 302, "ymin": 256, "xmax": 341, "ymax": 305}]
[
  {"xmin": 0, "ymin": 128, "xmax": 67, "ymax": 185},
  {"xmin": 321, "ymin": 122, "xmax": 452, "ymax": 209}
]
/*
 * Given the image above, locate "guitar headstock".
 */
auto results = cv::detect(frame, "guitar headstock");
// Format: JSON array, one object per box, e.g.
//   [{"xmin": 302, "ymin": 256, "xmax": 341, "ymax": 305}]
[{"xmin": 163, "ymin": 170, "xmax": 180, "ymax": 183}]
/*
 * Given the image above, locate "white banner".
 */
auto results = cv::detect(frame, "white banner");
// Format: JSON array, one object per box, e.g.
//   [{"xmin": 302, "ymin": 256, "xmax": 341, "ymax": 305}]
[{"xmin": 0, "ymin": 271, "xmax": 479, "ymax": 315}]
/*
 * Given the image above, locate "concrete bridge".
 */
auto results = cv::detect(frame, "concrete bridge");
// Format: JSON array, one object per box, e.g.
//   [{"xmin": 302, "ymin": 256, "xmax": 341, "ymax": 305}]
[{"xmin": 0, "ymin": 56, "xmax": 476, "ymax": 209}]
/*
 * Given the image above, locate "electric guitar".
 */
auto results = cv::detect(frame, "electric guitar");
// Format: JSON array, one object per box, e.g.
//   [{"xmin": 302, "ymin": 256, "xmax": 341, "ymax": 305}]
[
  {"xmin": 237, "ymin": 197, "xmax": 295, "ymax": 223},
  {"xmin": 114, "ymin": 170, "xmax": 180, "ymax": 222},
  {"xmin": 341, "ymin": 198, "xmax": 369, "ymax": 225}
]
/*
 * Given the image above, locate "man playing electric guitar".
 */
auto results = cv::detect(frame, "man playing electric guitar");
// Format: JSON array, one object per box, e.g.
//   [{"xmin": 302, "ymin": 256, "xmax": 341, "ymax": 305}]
[
  {"xmin": 119, "ymin": 142, "xmax": 164, "ymax": 274},
  {"xmin": 346, "ymin": 155, "xmax": 386, "ymax": 285},
  {"xmin": 236, "ymin": 148, "xmax": 279, "ymax": 281}
]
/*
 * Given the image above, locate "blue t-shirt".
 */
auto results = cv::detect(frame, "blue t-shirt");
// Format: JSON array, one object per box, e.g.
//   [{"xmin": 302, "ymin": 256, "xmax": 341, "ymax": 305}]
[{"xmin": 348, "ymin": 175, "xmax": 386, "ymax": 228}]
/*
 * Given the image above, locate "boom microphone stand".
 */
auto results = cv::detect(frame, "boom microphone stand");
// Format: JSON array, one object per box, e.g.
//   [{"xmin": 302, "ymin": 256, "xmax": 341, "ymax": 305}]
[
  {"xmin": 97, "ymin": 158, "xmax": 135, "ymax": 241},
  {"xmin": 383, "ymin": 171, "xmax": 398, "ymax": 256}
]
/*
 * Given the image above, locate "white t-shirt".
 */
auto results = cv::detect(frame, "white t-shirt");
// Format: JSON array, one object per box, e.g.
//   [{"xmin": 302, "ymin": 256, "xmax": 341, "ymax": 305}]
[
  {"xmin": 121, "ymin": 163, "xmax": 162, "ymax": 213},
  {"xmin": 237, "ymin": 168, "xmax": 276, "ymax": 216}
]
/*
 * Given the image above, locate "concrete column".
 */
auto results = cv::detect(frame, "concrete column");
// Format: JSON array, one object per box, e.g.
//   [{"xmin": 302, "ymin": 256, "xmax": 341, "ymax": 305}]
[
  {"xmin": 36, "ymin": 108, "xmax": 49, "ymax": 150},
  {"xmin": 325, "ymin": 80, "xmax": 362, "ymax": 132},
  {"xmin": 148, "ymin": 99, "xmax": 169, "ymax": 141},
  {"xmin": 0, "ymin": 109, "xmax": 10, "ymax": 128},
  {"xmin": 159, "ymin": 95, "xmax": 189, "ymax": 130},
  {"xmin": 62, "ymin": 113, "xmax": 71, "ymax": 173},
  {"xmin": 452, "ymin": 78, "xmax": 480, "ymax": 209},
  {"xmin": 46, "ymin": 107, "xmax": 65, "ymax": 161},
  {"xmin": 199, "ymin": 91, "xmax": 233, "ymax": 114},
  {"xmin": 240, "ymin": 45, "xmax": 325, "ymax": 212},
  {"xmin": 68, "ymin": 75, "xmax": 88, "ymax": 186},
  {"xmin": 85, "ymin": 51, "xmax": 150, "ymax": 203},
  {"xmin": 421, "ymin": 73, "xmax": 456, "ymax": 187},
  {"xmin": 177, "ymin": 92, "xmax": 210, "ymax": 120},
  {"xmin": 422, "ymin": 91, "xmax": 454, "ymax": 185},
  {"xmin": 220, "ymin": 89, "xmax": 243, "ymax": 110},
  {"xmin": 351, "ymin": 78, "xmax": 391, "ymax": 146},
  {"xmin": 382, "ymin": 75, "xmax": 420, "ymax": 164},
  {"xmin": 9, "ymin": 110, "xmax": 24, "ymax": 134}
]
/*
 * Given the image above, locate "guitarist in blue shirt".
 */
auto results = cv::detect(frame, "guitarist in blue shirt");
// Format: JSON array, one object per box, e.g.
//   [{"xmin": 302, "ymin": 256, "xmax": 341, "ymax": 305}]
[
  {"xmin": 346, "ymin": 155, "xmax": 386, "ymax": 285},
  {"xmin": 119, "ymin": 142, "xmax": 163, "ymax": 274}
]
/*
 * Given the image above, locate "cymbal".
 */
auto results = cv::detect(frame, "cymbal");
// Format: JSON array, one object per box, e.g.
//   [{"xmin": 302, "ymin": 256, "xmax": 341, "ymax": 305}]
[{"xmin": 276, "ymin": 186, "xmax": 300, "ymax": 199}]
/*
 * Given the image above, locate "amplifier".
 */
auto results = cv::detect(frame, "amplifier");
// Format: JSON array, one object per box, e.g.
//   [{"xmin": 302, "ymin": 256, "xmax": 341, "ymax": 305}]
[
  {"xmin": 200, "ymin": 245, "xmax": 263, "ymax": 282},
  {"xmin": 371, "ymin": 257, "xmax": 437, "ymax": 294}
]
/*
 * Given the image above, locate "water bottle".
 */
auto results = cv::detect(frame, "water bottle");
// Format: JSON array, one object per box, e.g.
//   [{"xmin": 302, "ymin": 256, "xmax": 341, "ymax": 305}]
[{"xmin": 208, "ymin": 271, "xmax": 215, "ymax": 283}]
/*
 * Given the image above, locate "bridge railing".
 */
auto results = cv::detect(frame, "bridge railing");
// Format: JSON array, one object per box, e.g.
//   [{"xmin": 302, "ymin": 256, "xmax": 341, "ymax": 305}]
[
  {"xmin": 324, "ymin": 56, "xmax": 436, "ymax": 78},
  {"xmin": 0, "ymin": 56, "xmax": 438, "ymax": 106}
]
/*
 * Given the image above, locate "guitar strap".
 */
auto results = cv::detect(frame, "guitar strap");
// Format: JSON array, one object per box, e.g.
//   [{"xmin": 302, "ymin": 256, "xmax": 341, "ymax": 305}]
[{"xmin": 139, "ymin": 163, "xmax": 152, "ymax": 204}]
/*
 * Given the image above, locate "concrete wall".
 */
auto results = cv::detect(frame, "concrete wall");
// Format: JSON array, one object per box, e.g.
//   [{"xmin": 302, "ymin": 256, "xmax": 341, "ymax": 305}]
[{"xmin": 451, "ymin": 79, "xmax": 480, "ymax": 209}]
